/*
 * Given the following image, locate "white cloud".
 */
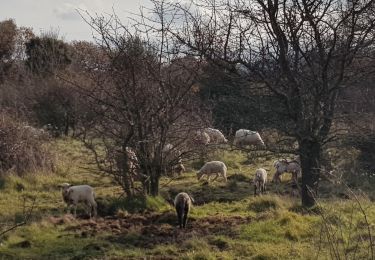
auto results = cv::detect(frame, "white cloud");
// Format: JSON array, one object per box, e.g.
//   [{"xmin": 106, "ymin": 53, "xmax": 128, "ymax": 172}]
[
  {"xmin": 54, "ymin": 3, "xmax": 82, "ymax": 21},
  {"xmin": 0, "ymin": 0, "xmax": 153, "ymax": 41}
]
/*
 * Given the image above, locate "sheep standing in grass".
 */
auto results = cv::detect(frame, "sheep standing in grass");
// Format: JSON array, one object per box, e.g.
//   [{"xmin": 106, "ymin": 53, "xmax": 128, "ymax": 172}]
[
  {"xmin": 58, "ymin": 183, "xmax": 97, "ymax": 218},
  {"xmin": 162, "ymin": 143, "xmax": 185, "ymax": 176},
  {"xmin": 173, "ymin": 159, "xmax": 186, "ymax": 175},
  {"xmin": 233, "ymin": 129, "xmax": 265, "ymax": 147},
  {"xmin": 253, "ymin": 168, "xmax": 267, "ymax": 196},
  {"xmin": 197, "ymin": 161, "xmax": 227, "ymax": 182},
  {"xmin": 272, "ymin": 159, "xmax": 301, "ymax": 184},
  {"xmin": 174, "ymin": 192, "xmax": 193, "ymax": 228},
  {"xmin": 204, "ymin": 128, "xmax": 228, "ymax": 144},
  {"xmin": 193, "ymin": 130, "xmax": 211, "ymax": 145}
]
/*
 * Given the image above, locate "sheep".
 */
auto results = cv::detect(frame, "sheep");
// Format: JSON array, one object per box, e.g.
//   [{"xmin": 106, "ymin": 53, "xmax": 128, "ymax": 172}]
[
  {"xmin": 204, "ymin": 128, "xmax": 228, "ymax": 144},
  {"xmin": 193, "ymin": 130, "xmax": 210, "ymax": 145},
  {"xmin": 272, "ymin": 159, "xmax": 301, "ymax": 184},
  {"xmin": 162, "ymin": 143, "xmax": 185, "ymax": 176},
  {"xmin": 197, "ymin": 161, "xmax": 227, "ymax": 182},
  {"xmin": 253, "ymin": 168, "xmax": 267, "ymax": 196},
  {"xmin": 58, "ymin": 183, "xmax": 97, "ymax": 218},
  {"xmin": 233, "ymin": 129, "xmax": 265, "ymax": 147},
  {"xmin": 174, "ymin": 192, "xmax": 194, "ymax": 228},
  {"xmin": 173, "ymin": 159, "xmax": 186, "ymax": 175}
]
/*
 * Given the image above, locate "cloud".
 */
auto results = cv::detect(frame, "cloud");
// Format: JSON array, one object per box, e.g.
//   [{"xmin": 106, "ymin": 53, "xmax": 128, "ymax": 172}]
[{"xmin": 53, "ymin": 3, "xmax": 83, "ymax": 21}]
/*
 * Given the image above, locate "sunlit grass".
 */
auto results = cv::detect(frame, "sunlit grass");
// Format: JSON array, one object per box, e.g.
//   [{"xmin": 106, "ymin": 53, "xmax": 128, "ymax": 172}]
[{"xmin": 0, "ymin": 138, "xmax": 374, "ymax": 259}]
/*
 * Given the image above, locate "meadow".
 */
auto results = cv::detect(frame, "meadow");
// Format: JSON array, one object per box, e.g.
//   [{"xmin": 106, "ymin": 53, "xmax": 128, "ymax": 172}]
[{"xmin": 0, "ymin": 138, "xmax": 373, "ymax": 260}]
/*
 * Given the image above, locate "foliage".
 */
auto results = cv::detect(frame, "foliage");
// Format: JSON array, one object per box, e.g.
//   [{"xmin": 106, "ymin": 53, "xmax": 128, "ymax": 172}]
[
  {"xmin": 32, "ymin": 79, "xmax": 77, "ymax": 136},
  {"xmin": 0, "ymin": 112, "xmax": 55, "ymax": 175},
  {"xmin": 25, "ymin": 35, "xmax": 72, "ymax": 76},
  {"xmin": 79, "ymin": 19, "xmax": 210, "ymax": 197},
  {"xmin": 0, "ymin": 19, "xmax": 17, "ymax": 81}
]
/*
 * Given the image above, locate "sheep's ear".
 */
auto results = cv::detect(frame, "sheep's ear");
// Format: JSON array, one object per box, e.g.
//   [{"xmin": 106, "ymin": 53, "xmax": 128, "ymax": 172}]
[
  {"xmin": 189, "ymin": 195, "xmax": 195, "ymax": 204},
  {"xmin": 58, "ymin": 183, "xmax": 71, "ymax": 188}
]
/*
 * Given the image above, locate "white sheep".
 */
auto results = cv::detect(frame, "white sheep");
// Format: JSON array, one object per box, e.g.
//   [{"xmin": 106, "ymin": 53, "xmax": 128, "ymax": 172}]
[
  {"xmin": 204, "ymin": 128, "xmax": 228, "ymax": 144},
  {"xmin": 233, "ymin": 129, "xmax": 265, "ymax": 147},
  {"xmin": 272, "ymin": 159, "xmax": 301, "ymax": 184},
  {"xmin": 162, "ymin": 143, "xmax": 185, "ymax": 175},
  {"xmin": 253, "ymin": 168, "xmax": 267, "ymax": 196},
  {"xmin": 197, "ymin": 161, "xmax": 227, "ymax": 182},
  {"xmin": 193, "ymin": 130, "xmax": 210, "ymax": 145},
  {"xmin": 173, "ymin": 160, "xmax": 186, "ymax": 175},
  {"xmin": 174, "ymin": 192, "xmax": 194, "ymax": 228},
  {"xmin": 58, "ymin": 183, "xmax": 97, "ymax": 218}
]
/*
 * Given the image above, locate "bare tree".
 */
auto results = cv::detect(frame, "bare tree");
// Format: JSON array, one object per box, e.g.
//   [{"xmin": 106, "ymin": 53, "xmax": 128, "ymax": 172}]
[
  {"xmin": 145, "ymin": 0, "xmax": 375, "ymax": 206},
  {"xmin": 75, "ymin": 13, "xmax": 210, "ymax": 197}
]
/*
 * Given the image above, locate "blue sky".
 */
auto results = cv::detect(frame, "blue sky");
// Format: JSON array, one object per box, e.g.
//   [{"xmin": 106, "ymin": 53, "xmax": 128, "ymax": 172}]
[{"xmin": 0, "ymin": 0, "xmax": 151, "ymax": 42}]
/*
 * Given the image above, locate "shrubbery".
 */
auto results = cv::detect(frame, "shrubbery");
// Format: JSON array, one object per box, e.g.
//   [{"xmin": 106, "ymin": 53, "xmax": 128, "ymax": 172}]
[{"xmin": 0, "ymin": 112, "xmax": 55, "ymax": 175}]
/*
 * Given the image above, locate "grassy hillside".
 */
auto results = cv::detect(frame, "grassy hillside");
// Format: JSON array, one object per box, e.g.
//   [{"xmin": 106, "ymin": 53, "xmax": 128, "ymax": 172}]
[{"xmin": 0, "ymin": 138, "xmax": 373, "ymax": 259}]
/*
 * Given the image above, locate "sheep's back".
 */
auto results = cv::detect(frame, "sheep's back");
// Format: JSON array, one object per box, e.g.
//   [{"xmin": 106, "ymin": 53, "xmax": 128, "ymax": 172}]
[
  {"xmin": 174, "ymin": 192, "xmax": 191, "ymax": 208},
  {"xmin": 199, "ymin": 161, "xmax": 226, "ymax": 174}
]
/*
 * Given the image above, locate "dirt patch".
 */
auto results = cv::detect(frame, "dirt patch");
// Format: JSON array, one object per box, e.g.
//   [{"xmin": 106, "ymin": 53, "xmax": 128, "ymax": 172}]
[{"xmin": 55, "ymin": 212, "xmax": 251, "ymax": 249}]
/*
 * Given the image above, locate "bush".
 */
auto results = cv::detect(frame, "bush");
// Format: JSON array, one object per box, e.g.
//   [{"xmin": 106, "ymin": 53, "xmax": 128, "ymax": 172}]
[{"xmin": 0, "ymin": 112, "xmax": 55, "ymax": 175}]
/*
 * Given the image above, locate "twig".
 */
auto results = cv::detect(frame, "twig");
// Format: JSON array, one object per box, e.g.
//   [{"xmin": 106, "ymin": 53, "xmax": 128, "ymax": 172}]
[{"xmin": 0, "ymin": 198, "xmax": 36, "ymax": 237}]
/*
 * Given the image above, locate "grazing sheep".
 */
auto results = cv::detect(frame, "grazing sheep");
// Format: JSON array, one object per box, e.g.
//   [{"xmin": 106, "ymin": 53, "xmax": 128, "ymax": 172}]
[
  {"xmin": 197, "ymin": 161, "xmax": 227, "ymax": 182},
  {"xmin": 204, "ymin": 128, "xmax": 228, "ymax": 144},
  {"xmin": 272, "ymin": 159, "xmax": 301, "ymax": 184},
  {"xmin": 58, "ymin": 183, "xmax": 97, "ymax": 218},
  {"xmin": 174, "ymin": 192, "xmax": 194, "ymax": 228},
  {"xmin": 193, "ymin": 130, "xmax": 211, "ymax": 145},
  {"xmin": 253, "ymin": 168, "xmax": 267, "ymax": 196},
  {"xmin": 162, "ymin": 143, "xmax": 185, "ymax": 176},
  {"xmin": 233, "ymin": 129, "xmax": 265, "ymax": 147},
  {"xmin": 173, "ymin": 160, "xmax": 186, "ymax": 175}
]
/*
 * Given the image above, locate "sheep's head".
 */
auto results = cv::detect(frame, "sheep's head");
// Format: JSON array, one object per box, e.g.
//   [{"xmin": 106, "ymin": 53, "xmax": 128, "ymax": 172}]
[
  {"xmin": 196, "ymin": 171, "xmax": 203, "ymax": 180},
  {"xmin": 58, "ymin": 183, "xmax": 73, "ymax": 204},
  {"xmin": 58, "ymin": 183, "xmax": 71, "ymax": 188},
  {"xmin": 58, "ymin": 183, "xmax": 72, "ymax": 193}
]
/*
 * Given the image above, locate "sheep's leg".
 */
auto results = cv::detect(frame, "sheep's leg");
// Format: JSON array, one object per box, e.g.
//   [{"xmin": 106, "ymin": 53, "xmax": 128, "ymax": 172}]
[
  {"xmin": 85, "ymin": 202, "xmax": 92, "ymax": 218},
  {"xmin": 92, "ymin": 201, "xmax": 98, "ymax": 217},
  {"xmin": 183, "ymin": 206, "xmax": 189, "ymax": 228},
  {"xmin": 73, "ymin": 205, "xmax": 77, "ymax": 218},
  {"xmin": 211, "ymin": 174, "xmax": 219, "ymax": 182},
  {"xmin": 292, "ymin": 172, "xmax": 298, "ymax": 184},
  {"xmin": 254, "ymin": 184, "xmax": 257, "ymax": 196},
  {"xmin": 176, "ymin": 206, "xmax": 183, "ymax": 228},
  {"xmin": 65, "ymin": 204, "xmax": 71, "ymax": 215}
]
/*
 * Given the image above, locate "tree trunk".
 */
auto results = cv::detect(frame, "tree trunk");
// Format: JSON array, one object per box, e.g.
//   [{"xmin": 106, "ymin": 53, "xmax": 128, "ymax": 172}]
[
  {"xmin": 299, "ymin": 139, "xmax": 322, "ymax": 207},
  {"xmin": 150, "ymin": 174, "xmax": 159, "ymax": 196},
  {"xmin": 118, "ymin": 149, "xmax": 133, "ymax": 197},
  {"xmin": 64, "ymin": 112, "xmax": 69, "ymax": 136}
]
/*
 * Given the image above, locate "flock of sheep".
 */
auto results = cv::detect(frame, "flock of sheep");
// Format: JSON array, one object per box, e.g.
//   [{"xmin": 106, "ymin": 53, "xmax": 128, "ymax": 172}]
[{"xmin": 58, "ymin": 128, "xmax": 302, "ymax": 229}]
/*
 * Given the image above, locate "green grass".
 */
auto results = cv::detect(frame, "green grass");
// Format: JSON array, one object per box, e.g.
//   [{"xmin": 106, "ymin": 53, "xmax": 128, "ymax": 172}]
[{"xmin": 0, "ymin": 138, "xmax": 374, "ymax": 259}]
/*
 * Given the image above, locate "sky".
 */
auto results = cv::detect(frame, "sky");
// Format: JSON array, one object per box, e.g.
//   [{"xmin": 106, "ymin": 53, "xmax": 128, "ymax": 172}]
[{"xmin": 0, "ymin": 0, "xmax": 152, "ymax": 42}]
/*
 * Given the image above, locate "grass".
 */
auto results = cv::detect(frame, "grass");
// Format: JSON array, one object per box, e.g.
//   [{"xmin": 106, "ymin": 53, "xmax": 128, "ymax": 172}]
[{"xmin": 0, "ymin": 138, "xmax": 374, "ymax": 259}]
